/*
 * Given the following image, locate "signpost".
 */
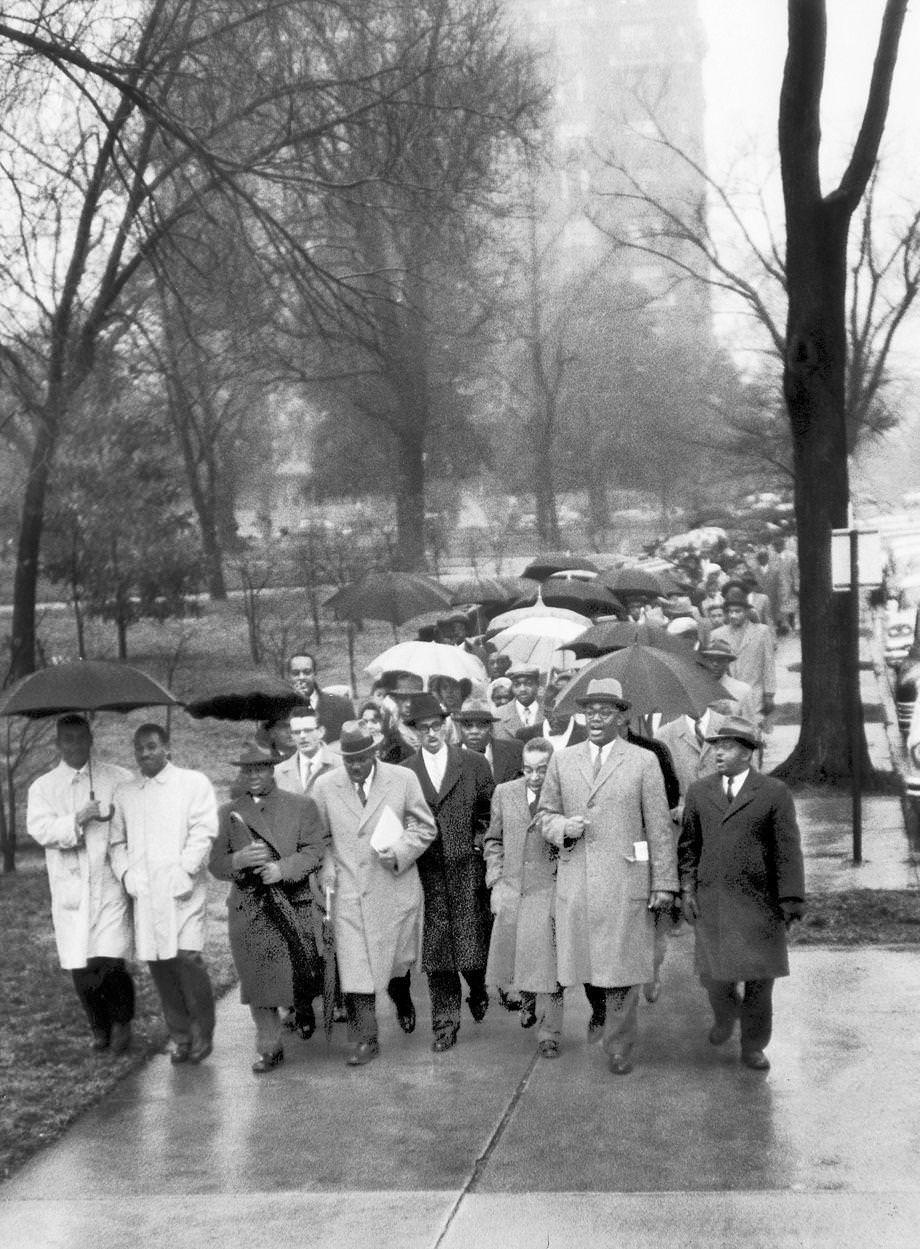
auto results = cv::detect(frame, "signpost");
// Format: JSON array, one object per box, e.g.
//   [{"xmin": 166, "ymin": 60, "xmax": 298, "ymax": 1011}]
[{"xmin": 831, "ymin": 526, "xmax": 884, "ymax": 864}]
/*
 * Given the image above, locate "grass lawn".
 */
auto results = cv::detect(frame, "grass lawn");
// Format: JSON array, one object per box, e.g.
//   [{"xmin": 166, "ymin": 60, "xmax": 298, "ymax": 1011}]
[
  {"xmin": 0, "ymin": 862, "xmax": 237, "ymax": 1181},
  {"xmin": 789, "ymin": 889, "xmax": 920, "ymax": 945}
]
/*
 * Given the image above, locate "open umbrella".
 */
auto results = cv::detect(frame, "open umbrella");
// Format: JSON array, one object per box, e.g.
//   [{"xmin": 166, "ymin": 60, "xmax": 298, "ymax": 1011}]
[
  {"xmin": 568, "ymin": 619, "xmax": 674, "ymax": 660},
  {"xmin": 601, "ymin": 565, "xmax": 684, "ymax": 598},
  {"xmin": 490, "ymin": 632, "xmax": 576, "ymax": 676},
  {"xmin": 486, "ymin": 600, "xmax": 592, "ymax": 634},
  {"xmin": 365, "ymin": 640, "xmax": 487, "ymax": 685},
  {"xmin": 513, "ymin": 579, "xmax": 624, "ymax": 618},
  {"xmin": 0, "ymin": 659, "xmax": 179, "ymax": 804},
  {"xmin": 521, "ymin": 555, "xmax": 600, "ymax": 582},
  {"xmin": 185, "ymin": 671, "xmax": 300, "ymax": 722},
  {"xmin": 325, "ymin": 572, "xmax": 453, "ymax": 629},
  {"xmin": 446, "ymin": 575, "xmax": 536, "ymax": 605},
  {"xmin": 554, "ymin": 644, "xmax": 728, "ymax": 720}
]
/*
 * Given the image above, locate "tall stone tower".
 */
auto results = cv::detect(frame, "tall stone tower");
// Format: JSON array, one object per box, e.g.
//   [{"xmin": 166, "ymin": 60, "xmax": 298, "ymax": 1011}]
[{"xmin": 508, "ymin": 0, "xmax": 710, "ymax": 325}]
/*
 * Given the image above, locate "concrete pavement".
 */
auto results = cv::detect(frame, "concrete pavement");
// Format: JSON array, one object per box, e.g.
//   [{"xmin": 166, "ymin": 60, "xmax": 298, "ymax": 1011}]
[{"xmin": 2, "ymin": 631, "xmax": 919, "ymax": 1247}]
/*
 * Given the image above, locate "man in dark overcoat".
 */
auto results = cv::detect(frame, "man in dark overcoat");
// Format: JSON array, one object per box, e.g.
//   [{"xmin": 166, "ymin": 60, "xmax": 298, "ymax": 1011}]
[
  {"xmin": 400, "ymin": 692, "xmax": 495, "ymax": 1052},
  {"xmin": 678, "ymin": 716, "xmax": 805, "ymax": 1071},
  {"xmin": 210, "ymin": 741, "xmax": 327, "ymax": 1073}
]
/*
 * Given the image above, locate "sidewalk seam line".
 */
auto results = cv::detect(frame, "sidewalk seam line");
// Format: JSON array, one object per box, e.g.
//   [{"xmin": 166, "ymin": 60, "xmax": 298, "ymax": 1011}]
[{"xmin": 432, "ymin": 1048, "xmax": 541, "ymax": 1246}]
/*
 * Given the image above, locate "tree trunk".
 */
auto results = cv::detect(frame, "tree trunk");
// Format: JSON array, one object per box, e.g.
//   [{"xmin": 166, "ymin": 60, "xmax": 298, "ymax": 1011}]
[
  {"xmin": 534, "ymin": 400, "xmax": 559, "ymax": 548},
  {"xmin": 774, "ymin": 202, "xmax": 871, "ymax": 782},
  {"xmin": 198, "ymin": 504, "xmax": 228, "ymax": 601},
  {"xmin": 9, "ymin": 418, "xmax": 57, "ymax": 680},
  {"xmin": 393, "ymin": 433, "xmax": 426, "ymax": 571}
]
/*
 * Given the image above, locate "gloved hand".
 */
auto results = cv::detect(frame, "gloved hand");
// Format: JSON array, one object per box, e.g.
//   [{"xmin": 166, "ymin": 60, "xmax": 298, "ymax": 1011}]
[
  {"xmin": 780, "ymin": 899, "xmax": 805, "ymax": 926},
  {"xmin": 681, "ymin": 889, "xmax": 700, "ymax": 923}
]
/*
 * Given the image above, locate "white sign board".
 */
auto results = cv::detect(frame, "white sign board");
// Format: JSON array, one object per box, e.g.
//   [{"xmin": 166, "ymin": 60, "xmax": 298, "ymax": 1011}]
[{"xmin": 831, "ymin": 528, "xmax": 885, "ymax": 590}]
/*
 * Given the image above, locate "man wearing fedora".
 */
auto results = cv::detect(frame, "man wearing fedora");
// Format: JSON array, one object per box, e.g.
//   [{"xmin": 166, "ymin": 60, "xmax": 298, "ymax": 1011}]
[
  {"xmin": 312, "ymin": 722, "xmax": 437, "ymax": 1066},
  {"xmin": 695, "ymin": 637, "xmax": 759, "ymax": 726},
  {"xmin": 538, "ymin": 679, "xmax": 678, "ymax": 1074},
  {"xmin": 209, "ymin": 741, "xmax": 327, "ymax": 1073},
  {"xmin": 456, "ymin": 697, "xmax": 524, "ymax": 784},
  {"xmin": 711, "ymin": 588, "xmax": 776, "ymax": 720},
  {"xmin": 494, "ymin": 664, "xmax": 543, "ymax": 741},
  {"xmin": 111, "ymin": 724, "xmax": 219, "ymax": 1065},
  {"xmin": 678, "ymin": 716, "xmax": 805, "ymax": 1071},
  {"xmin": 400, "ymin": 692, "xmax": 495, "ymax": 1052}
]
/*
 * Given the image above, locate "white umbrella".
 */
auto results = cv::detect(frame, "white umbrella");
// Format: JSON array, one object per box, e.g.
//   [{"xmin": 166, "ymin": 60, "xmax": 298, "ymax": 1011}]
[
  {"xmin": 491, "ymin": 632, "xmax": 576, "ymax": 676},
  {"xmin": 494, "ymin": 616, "xmax": 590, "ymax": 643},
  {"xmin": 365, "ymin": 641, "xmax": 487, "ymax": 685},
  {"xmin": 487, "ymin": 604, "xmax": 592, "ymax": 634}
]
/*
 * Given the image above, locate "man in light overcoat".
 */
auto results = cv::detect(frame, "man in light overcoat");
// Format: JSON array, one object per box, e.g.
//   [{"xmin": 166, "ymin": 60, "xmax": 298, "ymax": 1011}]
[
  {"xmin": 312, "ymin": 722, "xmax": 437, "ymax": 1066},
  {"xmin": 539, "ymin": 678, "xmax": 678, "ymax": 1075},
  {"xmin": 679, "ymin": 716, "xmax": 805, "ymax": 1071},
  {"xmin": 483, "ymin": 738, "xmax": 561, "ymax": 1056}
]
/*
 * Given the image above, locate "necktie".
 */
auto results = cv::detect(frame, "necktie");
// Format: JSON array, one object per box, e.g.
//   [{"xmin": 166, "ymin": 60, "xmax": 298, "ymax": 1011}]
[
  {"xmin": 592, "ymin": 748, "xmax": 603, "ymax": 779},
  {"xmin": 528, "ymin": 790, "xmax": 539, "ymax": 817},
  {"xmin": 355, "ymin": 781, "xmax": 366, "ymax": 806},
  {"xmin": 725, "ymin": 776, "xmax": 734, "ymax": 802}
]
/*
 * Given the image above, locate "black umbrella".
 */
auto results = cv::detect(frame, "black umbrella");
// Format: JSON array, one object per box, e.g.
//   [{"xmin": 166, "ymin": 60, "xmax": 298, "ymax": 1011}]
[
  {"xmin": 322, "ymin": 883, "xmax": 337, "ymax": 1047},
  {"xmin": 513, "ymin": 578, "xmax": 624, "ymax": 618},
  {"xmin": 185, "ymin": 671, "xmax": 300, "ymax": 722},
  {"xmin": 568, "ymin": 619, "xmax": 672, "ymax": 659},
  {"xmin": 325, "ymin": 572, "xmax": 454, "ymax": 628},
  {"xmin": 521, "ymin": 555, "xmax": 600, "ymax": 582},
  {"xmin": 447, "ymin": 575, "xmax": 536, "ymax": 605},
  {"xmin": 554, "ymin": 644, "xmax": 729, "ymax": 719},
  {"xmin": 0, "ymin": 659, "xmax": 179, "ymax": 805}
]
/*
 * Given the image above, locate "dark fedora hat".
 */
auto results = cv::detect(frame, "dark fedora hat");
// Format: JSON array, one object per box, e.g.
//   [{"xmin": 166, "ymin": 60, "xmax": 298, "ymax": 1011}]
[
  {"xmin": 338, "ymin": 721, "xmax": 379, "ymax": 757},
  {"xmin": 231, "ymin": 739, "xmax": 284, "ymax": 767},
  {"xmin": 704, "ymin": 715, "xmax": 760, "ymax": 751},
  {"xmin": 402, "ymin": 692, "xmax": 447, "ymax": 727}
]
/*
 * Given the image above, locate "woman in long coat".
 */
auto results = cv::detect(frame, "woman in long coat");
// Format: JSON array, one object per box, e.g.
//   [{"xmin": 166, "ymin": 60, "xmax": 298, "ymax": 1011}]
[{"xmin": 210, "ymin": 744, "xmax": 327, "ymax": 1071}]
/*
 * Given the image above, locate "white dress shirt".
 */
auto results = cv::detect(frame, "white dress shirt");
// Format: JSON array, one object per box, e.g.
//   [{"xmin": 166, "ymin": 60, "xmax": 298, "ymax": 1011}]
[
  {"xmin": 422, "ymin": 745, "xmax": 449, "ymax": 793},
  {"xmin": 724, "ymin": 768, "xmax": 750, "ymax": 798}
]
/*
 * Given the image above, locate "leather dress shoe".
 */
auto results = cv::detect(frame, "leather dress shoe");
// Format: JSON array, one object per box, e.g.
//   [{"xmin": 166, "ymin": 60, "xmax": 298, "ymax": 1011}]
[
  {"xmin": 607, "ymin": 1053, "xmax": 634, "ymax": 1076},
  {"xmin": 538, "ymin": 1039, "xmax": 560, "ymax": 1060},
  {"xmin": 189, "ymin": 1037, "xmax": 213, "ymax": 1064},
  {"xmin": 643, "ymin": 979, "xmax": 661, "ymax": 1004},
  {"xmin": 708, "ymin": 1019, "xmax": 736, "ymax": 1046},
  {"xmin": 394, "ymin": 998, "xmax": 416, "ymax": 1035},
  {"xmin": 109, "ymin": 1022, "xmax": 132, "ymax": 1054},
  {"xmin": 90, "ymin": 1028, "xmax": 110, "ymax": 1052},
  {"xmin": 432, "ymin": 1026, "xmax": 458, "ymax": 1053},
  {"xmin": 741, "ymin": 1049, "xmax": 770, "ymax": 1071},
  {"xmin": 296, "ymin": 1005, "xmax": 316, "ymax": 1040},
  {"xmin": 345, "ymin": 1039, "xmax": 380, "ymax": 1067},
  {"xmin": 252, "ymin": 1048, "xmax": 284, "ymax": 1074},
  {"xmin": 332, "ymin": 1003, "xmax": 348, "ymax": 1024},
  {"xmin": 587, "ymin": 1012, "xmax": 606, "ymax": 1043},
  {"xmin": 498, "ymin": 988, "xmax": 522, "ymax": 1012},
  {"xmin": 170, "ymin": 1042, "xmax": 192, "ymax": 1065},
  {"xmin": 466, "ymin": 989, "xmax": 489, "ymax": 1023}
]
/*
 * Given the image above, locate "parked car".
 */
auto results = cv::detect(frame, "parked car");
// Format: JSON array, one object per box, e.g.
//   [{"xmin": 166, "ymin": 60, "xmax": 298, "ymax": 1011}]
[
  {"xmin": 894, "ymin": 647, "xmax": 920, "ymax": 737},
  {"xmin": 884, "ymin": 609, "xmax": 916, "ymax": 668}
]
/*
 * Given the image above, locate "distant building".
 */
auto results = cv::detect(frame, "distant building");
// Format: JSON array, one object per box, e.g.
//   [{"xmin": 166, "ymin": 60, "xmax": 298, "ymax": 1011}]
[{"xmin": 508, "ymin": 0, "xmax": 710, "ymax": 325}]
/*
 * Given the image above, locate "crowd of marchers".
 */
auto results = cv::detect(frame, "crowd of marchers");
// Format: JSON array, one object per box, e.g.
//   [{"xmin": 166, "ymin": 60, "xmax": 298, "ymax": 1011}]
[{"xmin": 26, "ymin": 542, "xmax": 805, "ymax": 1080}]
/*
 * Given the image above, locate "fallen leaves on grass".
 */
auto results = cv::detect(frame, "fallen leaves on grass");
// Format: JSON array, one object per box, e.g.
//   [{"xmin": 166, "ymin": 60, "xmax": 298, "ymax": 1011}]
[
  {"xmin": 790, "ymin": 889, "xmax": 920, "ymax": 945},
  {"xmin": 0, "ymin": 866, "xmax": 237, "ymax": 1182}
]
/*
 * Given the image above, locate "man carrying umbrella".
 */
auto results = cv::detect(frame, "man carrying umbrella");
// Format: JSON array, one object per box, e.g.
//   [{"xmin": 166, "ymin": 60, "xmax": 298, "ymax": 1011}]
[
  {"xmin": 538, "ymin": 679, "xmax": 678, "ymax": 1075},
  {"xmin": 400, "ymin": 693, "xmax": 495, "ymax": 1052},
  {"xmin": 210, "ymin": 741, "xmax": 327, "ymax": 1073},
  {"xmin": 27, "ymin": 715, "xmax": 135, "ymax": 1054},
  {"xmin": 311, "ymin": 722, "xmax": 438, "ymax": 1066},
  {"xmin": 111, "ymin": 725, "xmax": 219, "ymax": 1065}
]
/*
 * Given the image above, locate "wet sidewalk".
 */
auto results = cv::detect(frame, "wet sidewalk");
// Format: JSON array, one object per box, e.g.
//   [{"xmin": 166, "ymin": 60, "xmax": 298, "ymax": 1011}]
[
  {"xmin": 2, "ymin": 630, "xmax": 919, "ymax": 1248},
  {"xmin": 3, "ymin": 935, "xmax": 919, "ymax": 1248}
]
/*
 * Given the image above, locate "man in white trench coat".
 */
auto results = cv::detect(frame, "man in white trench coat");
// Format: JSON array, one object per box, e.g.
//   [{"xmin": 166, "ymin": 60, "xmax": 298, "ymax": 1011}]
[
  {"xmin": 311, "ymin": 721, "xmax": 437, "ymax": 1067},
  {"xmin": 27, "ymin": 715, "xmax": 135, "ymax": 1053},
  {"xmin": 111, "ymin": 723, "xmax": 219, "ymax": 1064},
  {"xmin": 539, "ymin": 679, "xmax": 678, "ymax": 1074}
]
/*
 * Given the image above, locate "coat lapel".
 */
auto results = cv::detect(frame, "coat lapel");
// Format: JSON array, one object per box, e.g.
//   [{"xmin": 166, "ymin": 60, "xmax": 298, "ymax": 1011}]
[
  {"xmin": 724, "ymin": 769, "xmax": 762, "ymax": 819},
  {"xmin": 438, "ymin": 747, "xmax": 463, "ymax": 802},
  {"xmin": 232, "ymin": 793, "xmax": 284, "ymax": 857},
  {"xmin": 590, "ymin": 737, "xmax": 626, "ymax": 796},
  {"xmin": 358, "ymin": 764, "xmax": 390, "ymax": 833}
]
